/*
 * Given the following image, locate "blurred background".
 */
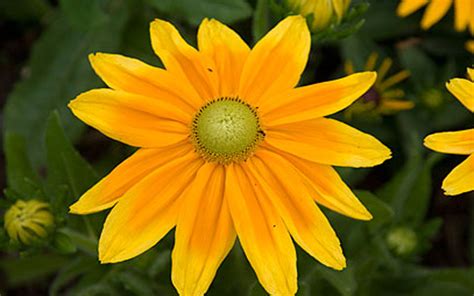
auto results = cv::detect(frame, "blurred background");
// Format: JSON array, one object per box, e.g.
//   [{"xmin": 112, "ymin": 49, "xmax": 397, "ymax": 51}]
[{"xmin": 0, "ymin": 0, "xmax": 473, "ymax": 295}]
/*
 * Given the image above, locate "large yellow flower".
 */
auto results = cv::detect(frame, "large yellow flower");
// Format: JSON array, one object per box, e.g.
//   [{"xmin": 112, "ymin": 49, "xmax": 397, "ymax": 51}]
[
  {"xmin": 69, "ymin": 16, "xmax": 391, "ymax": 295},
  {"xmin": 424, "ymin": 68, "xmax": 474, "ymax": 196},
  {"xmin": 397, "ymin": 0, "xmax": 474, "ymax": 33}
]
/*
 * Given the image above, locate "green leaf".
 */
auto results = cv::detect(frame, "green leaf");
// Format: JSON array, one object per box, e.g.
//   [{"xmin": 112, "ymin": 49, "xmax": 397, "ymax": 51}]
[
  {"xmin": 3, "ymin": 132, "xmax": 42, "ymax": 199},
  {"xmin": 49, "ymin": 256, "xmax": 99, "ymax": 296},
  {"xmin": 44, "ymin": 111, "xmax": 98, "ymax": 212},
  {"xmin": 146, "ymin": 0, "xmax": 252, "ymax": 26},
  {"xmin": 114, "ymin": 270, "xmax": 158, "ymax": 296},
  {"xmin": 3, "ymin": 0, "xmax": 130, "ymax": 168},
  {"xmin": 313, "ymin": 264, "xmax": 357, "ymax": 296},
  {"xmin": 398, "ymin": 45, "xmax": 437, "ymax": 90},
  {"xmin": 355, "ymin": 190, "xmax": 394, "ymax": 228},
  {"xmin": 59, "ymin": 0, "xmax": 108, "ymax": 31},
  {"xmin": 52, "ymin": 229, "xmax": 77, "ymax": 254},
  {"xmin": 252, "ymin": 0, "xmax": 272, "ymax": 41},
  {"xmin": 0, "ymin": 0, "xmax": 51, "ymax": 21},
  {"xmin": 0, "ymin": 254, "xmax": 69, "ymax": 287}
]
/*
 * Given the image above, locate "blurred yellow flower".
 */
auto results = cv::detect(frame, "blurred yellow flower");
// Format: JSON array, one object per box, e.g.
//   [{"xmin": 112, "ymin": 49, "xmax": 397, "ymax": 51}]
[
  {"xmin": 344, "ymin": 52, "xmax": 414, "ymax": 119},
  {"xmin": 287, "ymin": 0, "xmax": 351, "ymax": 31},
  {"xmin": 68, "ymin": 16, "xmax": 391, "ymax": 295},
  {"xmin": 397, "ymin": 0, "xmax": 474, "ymax": 33},
  {"xmin": 424, "ymin": 68, "xmax": 474, "ymax": 196},
  {"xmin": 466, "ymin": 40, "xmax": 474, "ymax": 53},
  {"xmin": 4, "ymin": 200, "xmax": 54, "ymax": 245}
]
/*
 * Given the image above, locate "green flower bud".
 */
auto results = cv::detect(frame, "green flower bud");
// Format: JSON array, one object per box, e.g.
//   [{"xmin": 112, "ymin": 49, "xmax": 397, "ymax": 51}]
[
  {"xmin": 421, "ymin": 88, "xmax": 444, "ymax": 108},
  {"xmin": 4, "ymin": 200, "xmax": 54, "ymax": 245},
  {"xmin": 386, "ymin": 226, "xmax": 418, "ymax": 256}
]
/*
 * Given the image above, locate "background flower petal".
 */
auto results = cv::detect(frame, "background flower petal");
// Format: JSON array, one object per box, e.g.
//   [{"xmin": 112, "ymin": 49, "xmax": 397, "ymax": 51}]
[
  {"xmin": 424, "ymin": 129, "xmax": 474, "ymax": 155},
  {"xmin": 442, "ymin": 154, "xmax": 474, "ymax": 195}
]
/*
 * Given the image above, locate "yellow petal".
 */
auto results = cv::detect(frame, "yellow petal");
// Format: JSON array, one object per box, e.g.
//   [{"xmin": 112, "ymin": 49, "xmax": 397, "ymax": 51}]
[
  {"xmin": 248, "ymin": 150, "xmax": 346, "ymax": 269},
  {"xmin": 69, "ymin": 89, "xmax": 190, "ymax": 148},
  {"xmin": 454, "ymin": 0, "xmax": 471, "ymax": 31},
  {"xmin": 468, "ymin": 68, "xmax": 474, "ymax": 81},
  {"xmin": 265, "ymin": 118, "xmax": 392, "ymax": 167},
  {"xmin": 424, "ymin": 129, "xmax": 474, "ymax": 155},
  {"xmin": 197, "ymin": 18, "xmax": 250, "ymax": 97},
  {"xmin": 279, "ymin": 150, "xmax": 372, "ymax": 220},
  {"xmin": 70, "ymin": 144, "xmax": 192, "ymax": 214},
  {"xmin": 421, "ymin": 0, "xmax": 452, "ymax": 30},
  {"xmin": 442, "ymin": 154, "xmax": 474, "ymax": 195},
  {"xmin": 397, "ymin": 0, "xmax": 429, "ymax": 17},
  {"xmin": 261, "ymin": 72, "xmax": 377, "ymax": 126},
  {"xmin": 89, "ymin": 53, "xmax": 201, "ymax": 111},
  {"xmin": 99, "ymin": 152, "xmax": 203, "ymax": 263},
  {"xmin": 225, "ymin": 164, "xmax": 297, "ymax": 295},
  {"xmin": 172, "ymin": 164, "xmax": 235, "ymax": 296},
  {"xmin": 239, "ymin": 15, "xmax": 310, "ymax": 105},
  {"xmin": 150, "ymin": 19, "xmax": 218, "ymax": 100},
  {"xmin": 446, "ymin": 78, "xmax": 474, "ymax": 112}
]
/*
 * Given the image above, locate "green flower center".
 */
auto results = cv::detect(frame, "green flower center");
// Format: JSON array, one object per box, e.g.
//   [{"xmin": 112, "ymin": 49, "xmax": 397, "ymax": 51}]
[{"xmin": 191, "ymin": 98, "xmax": 264, "ymax": 164}]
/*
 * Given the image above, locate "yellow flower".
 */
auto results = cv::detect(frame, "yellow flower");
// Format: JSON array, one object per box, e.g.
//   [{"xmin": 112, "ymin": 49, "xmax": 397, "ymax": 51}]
[
  {"xmin": 4, "ymin": 200, "xmax": 54, "ymax": 245},
  {"xmin": 287, "ymin": 0, "xmax": 351, "ymax": 31},
  {"xmin": 424, "ymin": 68, "xmax": 474, "ymax": 196},
  {"xmin": 466, "ymin": 40, "xmax": 474, "ymax": 53},
  {"xmin": 344, "ymin": 52, "xmax": 414, "ymax": 119},
  {"xmin": 69, "ymin": 16, "xmax": 391, "ymax": 295},
  {"xmin": 397, "ymin": 0, "xmax": 474, "ymax": 33}
]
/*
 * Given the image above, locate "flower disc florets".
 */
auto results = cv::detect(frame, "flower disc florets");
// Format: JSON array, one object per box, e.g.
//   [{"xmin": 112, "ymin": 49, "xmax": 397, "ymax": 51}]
[{"xmin": 191, "ymin": 97, "xmax": 264, "ymax": 164}]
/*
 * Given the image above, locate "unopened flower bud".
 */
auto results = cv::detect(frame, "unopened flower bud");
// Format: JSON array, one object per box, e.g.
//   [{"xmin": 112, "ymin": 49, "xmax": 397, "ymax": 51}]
[
  {"xmin": 386, "ymin": 226, "xmax": 418, "ymax": 256},
  {"xmin": 4, "ymin": 200, "xmax": 54, "ymax": 245},
  {"xmin": 287, "ymin": 0, "xmax": 351, "ymax": 32}
]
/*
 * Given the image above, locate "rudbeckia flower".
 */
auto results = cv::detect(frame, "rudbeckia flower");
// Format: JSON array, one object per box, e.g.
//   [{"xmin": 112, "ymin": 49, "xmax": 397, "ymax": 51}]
[
  {"xmin": 286, "ymin": 0, "xmax": 351, "ymax": 31},
  {"xmin": 424, "ymin": 68, "xmax": 474, "ymax": 196},
  {"xmin": 397, "ymin": 0, "xmax": 474, "ymax": 33},
  {"xmin": 344, "ymin": 52, "xmax": 413, "ymax": 119},
  {"xmin": 69, "ymin": 16, "xmax": 391, "ymax": 295}
]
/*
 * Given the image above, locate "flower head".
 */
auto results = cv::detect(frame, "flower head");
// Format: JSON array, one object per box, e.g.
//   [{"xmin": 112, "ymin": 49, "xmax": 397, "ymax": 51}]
[
  {"xmin": 397, "ymin": 0, "xmax": 474, "ymax": 33},
  {"xmin": 69, "ymin": 16, "xmax": 391, "ymax": 295},
  {"xmin": 287, "ymin": 0, "xmax": 351, "ymax": 31},
  {"xmin": 4, "ymin": 199, "xmax": 54, "ymax": 245},
  {"xmin": 424, "ymin": 68, "xmax": 474, "ymax": 196},
  {"xmin": 344, "ymin": 52, "xmax": 413, "ymax": 119}
]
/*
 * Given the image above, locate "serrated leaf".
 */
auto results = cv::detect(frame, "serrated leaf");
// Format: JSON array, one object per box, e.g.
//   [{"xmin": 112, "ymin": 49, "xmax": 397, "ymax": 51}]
[
  {"xmin": 59, "ymin": 0, "xmax": 108, "ymax": 30},
  {"xmin": 3, "ymin": 0, "xmax": 129, "ymax": 168},
  {"xmin": 146, "ymin": 0, "xmax": 252, "ymax": 26},
  {"xmin": 398, "ymin": 45, "xmax": 437, "ymax": 90},
  {"xmin": 49, "ymin": 256, "xmax": 98, "ymax": 296},
  {"xmin": 355, "ymin": 190, "xmax": 394, "ymax": 228}
]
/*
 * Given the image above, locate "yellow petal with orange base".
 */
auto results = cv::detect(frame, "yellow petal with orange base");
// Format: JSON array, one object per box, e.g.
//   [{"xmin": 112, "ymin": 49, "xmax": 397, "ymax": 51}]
[
  {"xmin": 69, "ymin": 89, "xmax": 190, "ymax": 148},
  {"xmin": 98, "ymin": 153, "xmax": 202, "ymax": 263},
  {"xmin": 265, "ymin": 118, "xmax": 392, "ymax": 167},
  {"xmin": 70, "ymin": 144, "xmax": 192, "ymax": 214},
  {"xmin": 261, "ymin": 72, "xmax": 377, "ymax": 125},
  {"xmin": 150, "ymin": 19, "xmax": 218, "ymax": 100},
  {"xmin": 225, "ymin": 164, "xmax": 297, "ymax": 296},
  {"xmin": 197, "ymin": 19, "xmax": 250, "ymax": 97},
  {"xmin": 172, "ymin": 164, "xmax": 235, "ymax": 296},
  {"xmin": 248, "ymin": 150, "xmax": 346, "ymax": 269},
  {"xmin": 239, "ymin": 15, "xmax": 310, "ymax": 105}
]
